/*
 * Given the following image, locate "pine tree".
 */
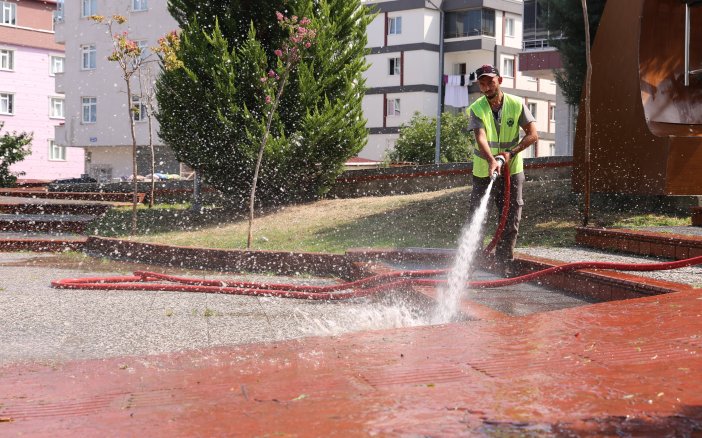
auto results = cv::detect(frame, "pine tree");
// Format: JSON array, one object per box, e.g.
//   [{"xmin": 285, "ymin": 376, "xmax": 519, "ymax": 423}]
[{"xmin": 156, "ymin": 0, "xmax": 372, "ymax": 206}]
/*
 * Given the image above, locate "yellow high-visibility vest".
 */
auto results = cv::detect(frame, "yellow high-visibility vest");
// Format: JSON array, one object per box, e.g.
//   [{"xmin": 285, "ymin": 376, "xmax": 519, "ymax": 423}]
[{"xmin": 468, "ymin": 93, "xmax": 524, "ymax": 177}]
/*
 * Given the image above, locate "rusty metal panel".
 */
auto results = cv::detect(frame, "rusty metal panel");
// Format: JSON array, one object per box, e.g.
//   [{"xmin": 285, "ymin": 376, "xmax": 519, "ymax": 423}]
[{"xmin": 573, "ymin": 0, "xmax": 702, "ymax": 196}]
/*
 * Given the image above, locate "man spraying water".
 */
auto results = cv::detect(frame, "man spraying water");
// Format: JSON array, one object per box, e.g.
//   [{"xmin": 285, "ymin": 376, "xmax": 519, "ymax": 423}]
[{"xmin": 467, "ymin": 65, "xmax": 538, "ymax": 277}]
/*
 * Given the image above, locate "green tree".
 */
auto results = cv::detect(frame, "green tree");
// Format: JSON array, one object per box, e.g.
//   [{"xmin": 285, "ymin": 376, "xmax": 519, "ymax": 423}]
[
  {"xmin": 156, "ymin": 0, "xmax": 372, "ymax": 207},
  {"xmin": 247, "ymin": 13, "xmax": 317, "ymax": 248},
  {"xmin": 547, "ymin": 0, "xmax": 607, "ymax": 106},
  {"xmin": 90, "ymin": 14, "xmax": 146, "ymax": 235},
  {"xmin": 0, "ymin": 122, "xmax": 32, "ymax": 187},
  {"xmin": 389, "ymin": 112, "xmax": 474, "ymax": 164}
]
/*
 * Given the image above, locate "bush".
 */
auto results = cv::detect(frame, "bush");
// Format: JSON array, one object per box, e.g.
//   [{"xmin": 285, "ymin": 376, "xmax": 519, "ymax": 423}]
[
  {"xmin": 389, "ymin": 112, "xmax": 474, "ymax": 164},
  {"xmin": 0, "ymin": 122, "xmax": 32, "ymax": 187}
]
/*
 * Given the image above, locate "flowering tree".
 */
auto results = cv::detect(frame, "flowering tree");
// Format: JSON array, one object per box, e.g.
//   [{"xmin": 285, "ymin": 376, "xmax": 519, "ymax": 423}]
[
  {"xmin": 157, "ymin": 0, "xmax": 373, "ymax": 240},
  {"xmin": 247, "ymin": 13, "xmax": 316, "ymax": 248},
  {"xmin": 90, "ymin": 15, "xmax": 143, "ymax": 234}
]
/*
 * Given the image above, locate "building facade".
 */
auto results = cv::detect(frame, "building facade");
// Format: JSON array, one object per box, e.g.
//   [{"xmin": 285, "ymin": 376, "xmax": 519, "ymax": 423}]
[
  {"xmin": 0, "ymin": 0, "xmax": 83, "ymax": 181},
  {"xmin": 360, "ymin": 0, "xmax": 559, "ymax": 161},
  {"xmin": 519, "ymin": 0, "xmax": 573, "ymax": 156},
  {"xmin": 53, "ymin": 0, "xmax": 180, "ymax": 182}
]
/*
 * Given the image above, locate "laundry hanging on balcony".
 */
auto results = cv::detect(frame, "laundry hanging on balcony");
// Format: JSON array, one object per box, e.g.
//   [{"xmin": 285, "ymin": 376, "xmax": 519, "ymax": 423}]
[{"xmin": 443, "ymin": 74, "xmax": 471, "ymax": 108}]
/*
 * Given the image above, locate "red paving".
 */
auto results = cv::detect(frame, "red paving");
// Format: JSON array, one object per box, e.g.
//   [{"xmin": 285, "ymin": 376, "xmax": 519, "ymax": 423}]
[{"xmin": 2, "ymin": 286, "xmax": 702, "ymax": 436}]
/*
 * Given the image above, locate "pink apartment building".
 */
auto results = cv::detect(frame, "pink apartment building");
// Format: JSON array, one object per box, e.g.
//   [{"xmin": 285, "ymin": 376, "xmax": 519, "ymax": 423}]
[{"xmin": 0, "ymin": 0, "xmax": 83, "ymax": 181}]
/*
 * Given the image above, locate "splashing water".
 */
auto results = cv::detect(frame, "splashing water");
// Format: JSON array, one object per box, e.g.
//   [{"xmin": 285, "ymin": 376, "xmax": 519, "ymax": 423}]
[
  {"xmin": 294, "ymin": 299, "xmax": 429, "ymax": 337},
  {"xmin": 432, "ymin": 179, "xmax": 495, "ymax": 323}
]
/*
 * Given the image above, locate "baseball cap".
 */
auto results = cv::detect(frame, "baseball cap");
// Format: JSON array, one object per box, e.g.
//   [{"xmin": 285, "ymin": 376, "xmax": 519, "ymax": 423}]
[{"xmin": 476, "ymin": 64, "xmax": 500, "ymax": 78}]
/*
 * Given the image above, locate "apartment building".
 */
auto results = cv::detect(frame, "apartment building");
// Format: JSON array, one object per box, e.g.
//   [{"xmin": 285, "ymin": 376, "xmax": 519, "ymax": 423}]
[
  {"xmin": 360, "ymin": 0, "xmax": 559, "ymax": 161},
  {"xmin": 0, "ymin": 0, "xmax": 82, "ymax": 181},
  {"xmin": 519, "ymin": 0, "xmax": 572, "ymax": 156},
  {"xmin": 53, "ymin": 0, "xmax": 179, "ymax": 182}
]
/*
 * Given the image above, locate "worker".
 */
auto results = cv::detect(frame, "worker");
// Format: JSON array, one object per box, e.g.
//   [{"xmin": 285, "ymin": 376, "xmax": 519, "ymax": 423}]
[{"xmin": 467, "ymin": 64, "xmax": 538, "ymax": 277}]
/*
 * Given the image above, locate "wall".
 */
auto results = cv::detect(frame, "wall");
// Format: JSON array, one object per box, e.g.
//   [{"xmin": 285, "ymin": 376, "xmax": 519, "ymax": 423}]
[
  {"xmin": 4, "ymin": 46, "xmax": 83, "ymax": 179},
  {"xmin": 53, "ymin": 0, "xmax": 179, "ymax": 178},
  {"xmin": 329, "ymin": 156, "xmax": 573, "ymax": 198}
]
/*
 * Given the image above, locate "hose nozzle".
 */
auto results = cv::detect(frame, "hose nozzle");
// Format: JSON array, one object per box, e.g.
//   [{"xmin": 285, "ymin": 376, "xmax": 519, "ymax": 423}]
[{"xmin": 491, "ymin": 155, "xmax": 506, "ymax": 181}]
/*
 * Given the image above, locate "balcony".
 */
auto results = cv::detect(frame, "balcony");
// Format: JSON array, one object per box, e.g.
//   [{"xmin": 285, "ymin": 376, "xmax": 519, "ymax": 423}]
[
  {"xmin": 53, "ymin": 15, "xmax": 65, "ymax": 44},
  {"xmin": 519, "ymin": 38, "xmax": 562, "ymax": 81},
  {"xmin": 54, "ymin": 71, "xmax": 65, "ymax": 94},
  {"xmin": 54, "ymin": 123, "xmax": 67, "ymax": 147}
]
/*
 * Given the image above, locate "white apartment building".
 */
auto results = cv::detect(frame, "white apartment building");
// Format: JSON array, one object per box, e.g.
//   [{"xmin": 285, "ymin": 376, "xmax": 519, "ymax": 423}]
[
  {"xmin": 360, "ymin": 0, "xmax": 559, "ymax": 161},
  {"xmin": 53, "ymin": 0, "xmax": 179, "ymax": 182}
]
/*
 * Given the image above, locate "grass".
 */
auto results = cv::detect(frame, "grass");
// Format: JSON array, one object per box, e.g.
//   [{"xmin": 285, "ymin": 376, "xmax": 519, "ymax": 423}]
[{"xmin": 92, "ymin": 180, "xmax": 691, "ymax": 254}]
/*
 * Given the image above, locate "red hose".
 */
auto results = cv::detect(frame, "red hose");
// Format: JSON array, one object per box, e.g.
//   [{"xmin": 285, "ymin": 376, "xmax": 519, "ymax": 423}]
[
  {"xmin": 51, "ymin": 255, "xmax": 702, "ymax": 300},
  {"xmin": 483, "ymin": 152, "xmax": 511, "ymax": 256}
]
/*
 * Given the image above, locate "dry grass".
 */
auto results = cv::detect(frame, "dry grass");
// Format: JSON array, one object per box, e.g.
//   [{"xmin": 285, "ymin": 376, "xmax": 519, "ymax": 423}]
[{"xmin": 95, "ymin": 179, "xmax": 690, "ymax": 253}]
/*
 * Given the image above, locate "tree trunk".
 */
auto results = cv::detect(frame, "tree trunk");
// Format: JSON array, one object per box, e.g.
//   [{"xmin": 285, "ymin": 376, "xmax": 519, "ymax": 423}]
[
  {"xmin": 148, "ymin": 111, "xmax": 155, "ymax": 208},
  {"xmin": 247, "ymin": 70, "xmax": 289, "ymax": 249},
  {"xmin": 126, "ymin": 81, "xmax": 139, "ymax": 235},
  {"xmin": 582, "ymin": 0, "xmax": 592, "ymax": 227}
]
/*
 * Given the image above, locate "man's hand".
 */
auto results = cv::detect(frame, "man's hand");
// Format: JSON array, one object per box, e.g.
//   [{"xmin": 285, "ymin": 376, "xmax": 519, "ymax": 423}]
[{"xmin": 488, "ymin": 156, "xmax": 501, "ymax": 177}]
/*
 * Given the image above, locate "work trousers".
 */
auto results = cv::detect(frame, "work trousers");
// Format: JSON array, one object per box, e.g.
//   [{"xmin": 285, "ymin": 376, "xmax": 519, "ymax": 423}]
[{"xmin": 468, "ymin": 171, "xmax": 525, "ymax": 262}]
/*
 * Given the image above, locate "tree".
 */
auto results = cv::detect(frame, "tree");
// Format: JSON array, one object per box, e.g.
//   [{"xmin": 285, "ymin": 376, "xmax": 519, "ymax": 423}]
[
  {"xmin": 90, "ymin": 14, "xmax": 145, "ymax": 235},
  {"xmin": 546, "ymin": 0, "xmax": 607, "ymax": 106},
  {"xmin": 156, "ymin": 0, "xmax": 372, "ymax": 209},
  {"xmin": 0, "ymin": 122, "xmax": 31, "ymax": 187},
  {"xmin": 136, "ymin": 61, "xmax": 159, "ymax": 208},
  {"xmin": 247, "ymin": 13, "xmax": 316, "ymax": 248},
  {"xmin": 389, "ymin": 112, "xmax": 474, "ymax": 164}
]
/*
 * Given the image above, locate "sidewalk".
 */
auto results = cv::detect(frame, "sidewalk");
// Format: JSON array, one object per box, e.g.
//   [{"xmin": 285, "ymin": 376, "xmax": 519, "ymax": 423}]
[
  {"xmin": 1, "ymin": 227, "xmax": 701, "ymax": 435},
  {"xmin": 1, "ymin": 266, "xmax": 700, "ymax": 436}
]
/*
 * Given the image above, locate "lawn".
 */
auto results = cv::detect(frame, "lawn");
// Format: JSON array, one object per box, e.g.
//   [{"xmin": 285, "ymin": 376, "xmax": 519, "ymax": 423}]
[{"xmin": 91, "ymin": 179, "xmax": 690, "ymax": 254}]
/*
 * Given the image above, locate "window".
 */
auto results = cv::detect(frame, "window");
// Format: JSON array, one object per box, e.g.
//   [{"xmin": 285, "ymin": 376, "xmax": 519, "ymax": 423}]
[
  {"xmin": 132, "ymin": 0, "xmax": 148, "ymax": 12},
  {"xmin": 82, "ymin": 97, "xmax": 97, "ymax": 123},
  {"xmin": 389, "ymin": 57, "xmax": 400, "ymax": 76},
  {"xmin": 503, "ymin": 57, "xmax": 515, "ymax": 78},
  {"xmin": 135, "ymin": 39, "xmax": 149, "ymax": 60},
  {"xmin": 549, "ymin": 143, "xmax": 556, "ymax": 156},
  {"xmin": 386, "ymin": 98, "xmax": 400, "ymax": 116},
  {"xmin": 549, "ymin": 104, "xmax": 556, "ymax": 121},
  {"xmin": 527, "ymin": 102, "xmax": 537, "ymax": 118},
  {"xmin": 81, "ymin": 0, "xmax": 96, "ymax": 17},
  {"xmin": 50, "ymin": 55, "xmax": 64, "ymax": 75},
  {"xmin": 1, "ymin": 1, "xmax": 16, "ymax": 26},
  {"xmin": 50, "ymin": 97, "xmax": 64, "ymax": 119},
  {"xmin": 0, "ymin": 92, "xmax": 13, "ymax": 114},
  {"xmin": 522, "ymin": 145, "xmax": 534, "ymax": 159},
  {"xmin": 454, "ymin": 63, "xmax": 467, "ymax": 75},
  {"xmin": 49, "ymin": 140, "xmax": 66, "ymax": 161},
  {"xmin": 81, "ymin": 44, "xmax": 96, "ymax": 70},
  {"xmin": 444, "ymin": 8, "xmax": 495, "ymax": 38},
  {"xmin": 505, "ymin": 17, "xmax": 515, "ymax": 37},
  {"xmin": 131, "ymin": 95, "xmax": 147, "ymax": 121},
  {"xmin": 54, "ymin": 0, "xmax": 64, "ymax": 23},
  {"xmin": 0, "ymin": 48, "xmax": 12, "ymax": 70},
  {"xmin": 388, "ymin": 16, "xmax": 402, "ymax": 35}
]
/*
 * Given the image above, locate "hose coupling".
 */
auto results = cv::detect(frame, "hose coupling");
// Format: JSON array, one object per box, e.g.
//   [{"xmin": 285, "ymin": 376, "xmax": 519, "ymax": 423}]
[{"xmin": 491, "ymin": 155, "xmax": 506, "ymax": 181}]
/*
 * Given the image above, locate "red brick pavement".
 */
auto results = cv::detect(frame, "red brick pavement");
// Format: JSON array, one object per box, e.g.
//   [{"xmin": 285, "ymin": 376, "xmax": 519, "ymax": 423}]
[{"xmin": 1, "ymin": 286, "xmax": 701, "ymax": 436}]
